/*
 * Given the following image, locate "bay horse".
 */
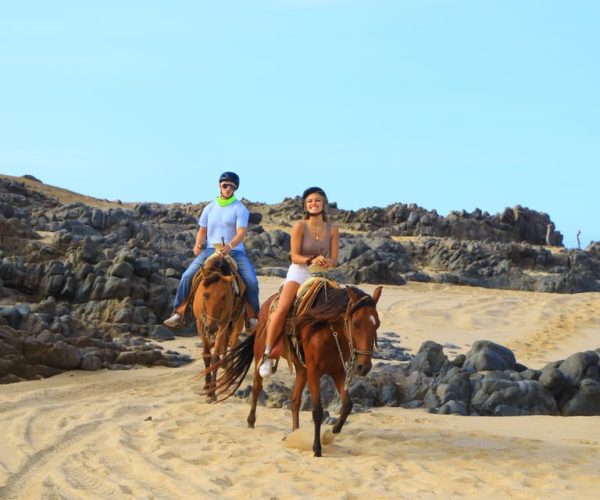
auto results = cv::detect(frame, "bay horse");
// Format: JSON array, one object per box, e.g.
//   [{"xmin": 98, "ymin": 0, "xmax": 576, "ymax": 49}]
[
  {"xmin": 206, "ymin": 281, "xmax": 382, "ymax": 456},
  {"xmin": 192, "ymin": 255, "xmax": 246, "ymax": 402}
]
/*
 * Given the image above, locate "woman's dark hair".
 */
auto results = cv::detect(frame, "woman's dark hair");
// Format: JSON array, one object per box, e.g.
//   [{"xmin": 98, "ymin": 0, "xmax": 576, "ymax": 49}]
[{"xmin": 302, "ymin": 186, "xmax": 329, "ymax": 221}]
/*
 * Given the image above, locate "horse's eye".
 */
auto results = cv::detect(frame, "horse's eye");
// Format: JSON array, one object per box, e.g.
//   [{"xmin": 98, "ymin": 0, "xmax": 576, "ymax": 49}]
[
  {"xmin": 203, "ymin": 293, "xmax": 210, "ymax": 300},
  {"xmin": 352, "ymin": 319, "xmax": 360, "ymax": 328}
]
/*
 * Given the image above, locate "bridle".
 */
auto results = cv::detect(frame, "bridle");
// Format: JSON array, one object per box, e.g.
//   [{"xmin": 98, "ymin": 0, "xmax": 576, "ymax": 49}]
[
  {"xmin": 201, "ymin": 310, "xmax": 222, "ymax": 324},
  {"xmin": 330, "ymin": 294, "xmax": 378, "ymax": 388},
  {"xmin": 200, "ymin": 273, "xmax": 236, "ymax": 340}
]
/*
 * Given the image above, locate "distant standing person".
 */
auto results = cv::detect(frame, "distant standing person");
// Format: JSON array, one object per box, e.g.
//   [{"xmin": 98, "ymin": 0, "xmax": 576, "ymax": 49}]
[
  {"xmin": 258, "ymin": 186, "xmax": 339, "ymax": 377},
  {"xmin": 163, "ymin": 172, "xmax": 259, "ymax": 330}
]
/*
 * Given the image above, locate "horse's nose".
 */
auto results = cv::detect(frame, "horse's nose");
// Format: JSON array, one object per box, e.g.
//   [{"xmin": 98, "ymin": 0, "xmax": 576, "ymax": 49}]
[{"xmin": 355, "ymin": 361, "xmax": 372, "ymax": 377}]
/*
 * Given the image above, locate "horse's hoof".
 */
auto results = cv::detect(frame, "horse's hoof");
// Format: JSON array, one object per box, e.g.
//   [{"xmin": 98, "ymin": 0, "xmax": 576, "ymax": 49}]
[{"xmin": 321, "ymin": 429, "xmax": 335, "ymax": 445}]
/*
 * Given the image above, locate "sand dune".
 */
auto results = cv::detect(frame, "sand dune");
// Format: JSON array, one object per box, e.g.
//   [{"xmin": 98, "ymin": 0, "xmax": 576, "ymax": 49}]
[{"xmin": 1, "ymin": 277, "xmax": 599, "ymax": 499}]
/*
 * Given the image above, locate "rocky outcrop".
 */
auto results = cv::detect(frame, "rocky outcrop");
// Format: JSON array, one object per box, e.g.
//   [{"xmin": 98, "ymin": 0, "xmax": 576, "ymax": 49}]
[
  {"xmin": 0, "ymin": 315, "xmax": 191, "ymax": 384},
  {"xmin": 236, "ymin": 340, "xmax": 600, "ymax": 417},
  {"xmin": 256, "ymin": 198, "xmax": 599, "ymax": 291},
  {"xmin": 304, "ymin": 201, "xmax": 562, "ymax": 246},
  {"xmin": 1, "ymin": 175, "xmax": 599, "ymax": 384},
  {"xmin": 587, "ymin": 241, "xmax": 600, "ymax": 257}
]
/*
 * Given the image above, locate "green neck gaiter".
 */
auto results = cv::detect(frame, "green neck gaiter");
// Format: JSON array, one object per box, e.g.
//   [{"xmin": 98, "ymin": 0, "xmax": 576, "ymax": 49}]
[{"xmin": 217, "ymin": 195, "xmax": 236, "ymax": 207}]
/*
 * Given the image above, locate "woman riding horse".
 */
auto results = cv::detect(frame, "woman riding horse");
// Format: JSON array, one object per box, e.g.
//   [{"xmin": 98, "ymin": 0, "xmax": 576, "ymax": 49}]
[
  {"xmin": 204, "ymin": 280, "xmax": 382, "ymax": 456},
  {"xmin": 259, "ymin": 186, "xmax": 339, "ymax": 377}
]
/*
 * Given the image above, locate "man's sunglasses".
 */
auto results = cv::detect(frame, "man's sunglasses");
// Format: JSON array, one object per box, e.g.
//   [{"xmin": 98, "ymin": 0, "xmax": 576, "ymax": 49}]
[{"xmin": 221, "ymin": 183, "xmax": 237, "ymax": 190}]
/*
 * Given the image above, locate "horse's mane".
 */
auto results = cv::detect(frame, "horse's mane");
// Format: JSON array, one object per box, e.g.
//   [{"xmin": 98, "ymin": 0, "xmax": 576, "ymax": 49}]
[
  {"xmin": 203, "ymin": 256, "xmax": 233, "ymax": 286},
  {"xmin": 295, "ymin": 285, "xmax": 371, "ymax": 332},
  {"xmin": 347, "ymin": 288, "xmax": 376, "ymax": 314}
]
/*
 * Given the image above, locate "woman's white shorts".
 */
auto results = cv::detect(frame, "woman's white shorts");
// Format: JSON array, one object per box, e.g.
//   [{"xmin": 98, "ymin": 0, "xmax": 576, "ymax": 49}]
[{"xmin": 285, "ymin": 263, "xmax": 311, "ymax": 285}]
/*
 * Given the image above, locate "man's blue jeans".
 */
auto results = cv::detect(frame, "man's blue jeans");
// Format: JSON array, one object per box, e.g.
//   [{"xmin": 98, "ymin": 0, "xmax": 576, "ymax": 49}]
[{"xmin": 172, "ymin": 249, "xmax": 260, "ymax": 316}]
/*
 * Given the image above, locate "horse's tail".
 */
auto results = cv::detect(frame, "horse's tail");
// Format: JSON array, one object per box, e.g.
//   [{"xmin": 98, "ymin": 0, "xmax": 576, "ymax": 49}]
[{"xmin": 196, "ymin": 333, "xmax": 256, "ymax": 403}]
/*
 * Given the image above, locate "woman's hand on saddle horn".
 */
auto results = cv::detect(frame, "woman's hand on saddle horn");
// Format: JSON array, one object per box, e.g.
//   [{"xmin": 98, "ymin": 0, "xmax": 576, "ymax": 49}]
[{"xmin": 313, "ymin": 255, "xmax": 329, "ymax": 268}]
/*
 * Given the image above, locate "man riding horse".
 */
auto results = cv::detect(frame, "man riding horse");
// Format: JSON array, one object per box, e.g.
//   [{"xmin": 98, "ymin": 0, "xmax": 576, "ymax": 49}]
[{"xmin": 163, "ymin": 171, "xmax": 260, "ymax": 332}]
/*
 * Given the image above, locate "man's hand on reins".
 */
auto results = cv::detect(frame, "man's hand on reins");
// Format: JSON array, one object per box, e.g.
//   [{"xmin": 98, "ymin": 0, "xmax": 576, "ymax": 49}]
[{"xmin": 219, "ymin": 243, "xmax": 233, "ymax": 256}]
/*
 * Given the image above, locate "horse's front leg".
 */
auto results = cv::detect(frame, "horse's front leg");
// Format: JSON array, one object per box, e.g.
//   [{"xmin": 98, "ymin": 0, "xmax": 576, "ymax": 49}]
[
  {"xmin": 199, "ymin": 330, "xmax": 212, "ymax": 394},
  {"xmin": 247, "ymin": 362, "xmax": 263, "ymax": 429},
  {"xmin": 204, "ymin": 343, "xmax": 216, "ymax": 403},
  {"xmin": 291, "ymin": 364, "xmax": 307, "ymax": 431},
  {"xmin": 226, "ymin": 318, "xmax": 243, "ymax": 372},
  {"xmin": 307, "ymin": 368, "xmax": 323, "ymax": 457},
  {"xmin": 207, "ymin": 329, "xmax": 228, "ymax": 403},
  {"xmin": 332, "ymin": 375, "xmax": 353, "ymax": 434}
]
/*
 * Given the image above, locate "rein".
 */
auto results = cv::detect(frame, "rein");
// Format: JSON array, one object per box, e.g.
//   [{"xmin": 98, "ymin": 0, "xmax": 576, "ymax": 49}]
[
  {"xmin": 330, "ymin": 294, "xmax": 376, "ymax": 389},
  {"xmin": 202, "ymin": 310, "xmax": 221, "ymax": 323},
  {"xmin": 200, "ymin": 272, "xmax": 237, "ymax": 340},
  {"xmin": 202, "ymin": 307, "xmax": 224, "ymax": 341}
]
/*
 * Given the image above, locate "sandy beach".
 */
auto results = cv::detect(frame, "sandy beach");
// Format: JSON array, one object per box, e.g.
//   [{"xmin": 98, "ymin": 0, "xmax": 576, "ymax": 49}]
[{"xmin": 1, "ymin": 277, "xmax": 599, "ymax": 499}]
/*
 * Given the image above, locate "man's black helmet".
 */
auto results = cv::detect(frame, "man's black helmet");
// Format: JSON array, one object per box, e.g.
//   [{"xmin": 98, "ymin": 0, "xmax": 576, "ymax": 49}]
[
  {"xmin": 219, "ymin": 171, "xmax": 240, "ymax": 187},
  {"xmin": 302, "ymin": 186, "xmax": 327, "ymax": 202}
]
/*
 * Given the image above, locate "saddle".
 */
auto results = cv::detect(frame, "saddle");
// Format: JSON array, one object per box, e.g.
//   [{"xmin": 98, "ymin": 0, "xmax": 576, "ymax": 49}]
[
  {"xmin": 192, "ymin": 253, "xmax": 243, "ymax": 294},
  {"xmin": 177, "ymin": 253, "xmax": 246, "ymax": 321},
  {"xmin": 271, "ymin": 275, "xmax": 340, "ymax": 370}
]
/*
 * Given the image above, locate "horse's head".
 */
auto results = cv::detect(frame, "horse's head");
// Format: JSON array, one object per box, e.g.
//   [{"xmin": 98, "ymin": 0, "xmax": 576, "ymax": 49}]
[
  {"xmin": 204, "ymin": 255, "xmax": 233, "ymax": 276},
  {"xmin": 345, "ymin": 285, "xmax": 382, "ymax": 376},
  {"xmin": 199, "ymin": 271, "xmax": 235, "ymax": 335}
]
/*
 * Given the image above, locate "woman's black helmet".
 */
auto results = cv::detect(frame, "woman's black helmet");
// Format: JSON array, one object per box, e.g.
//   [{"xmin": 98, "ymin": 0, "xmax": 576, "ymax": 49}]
[
  {"xmin": 219, "ymin": 171, "xmax": 240, "ymax": 188},
  {"xmin": 302, "ymin": 186, "xmax": 327, "ymax": 202}
]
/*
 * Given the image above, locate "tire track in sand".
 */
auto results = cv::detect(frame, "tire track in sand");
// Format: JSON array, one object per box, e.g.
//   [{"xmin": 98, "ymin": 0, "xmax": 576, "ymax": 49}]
[{"xmin": 0, "ymin": 420, "xmax": 118, "ymax": 499}]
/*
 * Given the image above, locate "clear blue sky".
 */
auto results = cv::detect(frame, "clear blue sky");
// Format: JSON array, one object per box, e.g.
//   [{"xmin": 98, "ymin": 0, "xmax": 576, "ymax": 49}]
[{"xmin": 1, "ymin": 1, "xmax": 598, "ymax": 249}]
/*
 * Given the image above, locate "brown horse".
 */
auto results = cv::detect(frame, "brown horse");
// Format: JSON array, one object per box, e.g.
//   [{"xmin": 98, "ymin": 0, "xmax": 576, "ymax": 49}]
[
  {"xmin": 192, "ymin": 255, "xmax": 246, "ymax": 402},
  {"xmin": 208, "ymin": 282, "xmax": 382, "ymax": 456}
]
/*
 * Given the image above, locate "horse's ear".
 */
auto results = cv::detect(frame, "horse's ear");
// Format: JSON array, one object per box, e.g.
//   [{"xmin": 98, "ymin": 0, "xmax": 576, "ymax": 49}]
[
  {"xmin": 346, "ymin": 286, "xmax": 358, "ymax": 303},
  {"xmin": 372, "ymin": 286, "xmax": 383, "ymax": 304}
]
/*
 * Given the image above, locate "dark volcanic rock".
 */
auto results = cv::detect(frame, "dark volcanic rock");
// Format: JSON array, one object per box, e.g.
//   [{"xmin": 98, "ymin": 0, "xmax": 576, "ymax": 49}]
[
  {"xmin": 231, "ymin": 337, "xmax": 600, "ymax": 416},
  {"xmin": 1, "ymin": 176, "xmax": 600, "ymax": 386},
  {"xmin": 463, "ymin": 340, "xmax": 518, "ymax": 373},
  {"xmin": 560, "ymin": 379, "xmax": 600, "ymax": 416}
]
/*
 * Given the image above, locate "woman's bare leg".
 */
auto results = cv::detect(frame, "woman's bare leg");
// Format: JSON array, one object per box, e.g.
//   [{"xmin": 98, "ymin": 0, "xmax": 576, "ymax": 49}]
[{"xmin": 259, "ymin": 280, "xmax": 300, "ymax": 377}]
